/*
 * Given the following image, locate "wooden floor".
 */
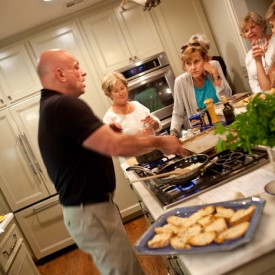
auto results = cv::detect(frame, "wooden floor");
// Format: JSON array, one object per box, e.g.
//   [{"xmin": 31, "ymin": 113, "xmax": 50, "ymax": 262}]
[{"xmin": 36, "ymin": 215, "xmax": 168, "ymax": 275}]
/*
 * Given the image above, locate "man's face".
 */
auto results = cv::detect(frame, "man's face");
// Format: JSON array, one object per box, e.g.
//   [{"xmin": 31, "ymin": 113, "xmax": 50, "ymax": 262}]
[{"xmin": 62, "ymin": 55, "xmax": 87, "ymax": 97}]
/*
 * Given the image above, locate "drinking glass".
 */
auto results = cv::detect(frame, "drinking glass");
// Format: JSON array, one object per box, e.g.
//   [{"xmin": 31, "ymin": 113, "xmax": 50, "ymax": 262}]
[{"xmin": 256, "ymin": 38, "xmax": 268, "ymax": 67}]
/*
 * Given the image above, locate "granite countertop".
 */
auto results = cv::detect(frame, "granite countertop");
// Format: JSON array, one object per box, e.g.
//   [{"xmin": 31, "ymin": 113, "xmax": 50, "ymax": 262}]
[
  {"xmin": 121, "ymin": 161, "xmax": 275, "ymax": 275},
  {"xmin": 0, "ymin": 213, "xmax": 14, "ymax": 235}
]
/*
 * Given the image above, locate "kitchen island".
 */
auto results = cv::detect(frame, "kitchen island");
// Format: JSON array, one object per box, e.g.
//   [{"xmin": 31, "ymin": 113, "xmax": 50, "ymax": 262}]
[{"xmin": 121, "ymin": 160, "xmax": 275, "ymax": 275}]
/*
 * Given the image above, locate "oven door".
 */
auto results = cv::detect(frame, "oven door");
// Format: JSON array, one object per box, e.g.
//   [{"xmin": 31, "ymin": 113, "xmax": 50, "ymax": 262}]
[{"xmin": 127, "ymin": 66, "xmax": 175, "ymax": 129}]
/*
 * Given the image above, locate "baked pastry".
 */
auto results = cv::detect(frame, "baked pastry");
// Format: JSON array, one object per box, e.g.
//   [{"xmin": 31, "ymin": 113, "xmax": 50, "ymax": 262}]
[
  {"xmin": 229, "ymin": 205, "xmax": 256, "ymax": 226},
  {"xmin": 204, "ymin": 218, "xmax": 228, "ymax": 233},
  {"xmin": 215, "ymin": 222, "xmax": 250, "ymax": 243},
  {"xmin": 147, "ymin": 232, "xmax": 173, "ymax": 249},
  {"xmin": 188, "ymin": 231, "xmax": 216, "ymax": 246}
]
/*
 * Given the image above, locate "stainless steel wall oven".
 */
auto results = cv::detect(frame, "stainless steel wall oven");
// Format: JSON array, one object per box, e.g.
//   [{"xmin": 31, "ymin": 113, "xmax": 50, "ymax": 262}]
[{"xmin": 119, "ymin": 52, "xmax": 175, "ymax": 130}]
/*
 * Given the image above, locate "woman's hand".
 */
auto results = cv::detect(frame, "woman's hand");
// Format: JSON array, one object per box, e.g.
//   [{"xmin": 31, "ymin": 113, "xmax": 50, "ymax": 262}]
[
  {"xmin": 204, "ymin": 62, "xmax": 218, "ymax": 75},
  {"xmin": 252, "ymin": 44, "xmax": 267, "ymax": 61},
  {"xmin": 141, "ymin": 115, "xmax": 159, "ymax": 130}
]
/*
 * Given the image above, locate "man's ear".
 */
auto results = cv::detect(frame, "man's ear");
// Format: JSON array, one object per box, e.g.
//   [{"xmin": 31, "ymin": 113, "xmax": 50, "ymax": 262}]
[{"xmin": 55, "ymin": 68, "xmax": 66, "ymax": 82}]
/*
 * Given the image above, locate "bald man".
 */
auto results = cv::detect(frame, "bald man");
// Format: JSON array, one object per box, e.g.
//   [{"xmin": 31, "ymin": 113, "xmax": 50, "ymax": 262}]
[{"xmin": 37, "ymin": 49, "xmax": 186, "ymax": 275}]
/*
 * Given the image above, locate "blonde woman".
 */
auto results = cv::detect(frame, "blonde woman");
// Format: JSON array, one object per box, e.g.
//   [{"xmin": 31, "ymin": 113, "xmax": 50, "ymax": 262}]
[
  {"xmin": 102, "ymin": 71, "xmax": 161, "ymax": 136},
  {"xmin": 253, "ymin": 3, "xmax": 275, "ymax": 90},
  {"xmin": 240, "ymin": 11, "xmax": 275, "ymax": 93}
]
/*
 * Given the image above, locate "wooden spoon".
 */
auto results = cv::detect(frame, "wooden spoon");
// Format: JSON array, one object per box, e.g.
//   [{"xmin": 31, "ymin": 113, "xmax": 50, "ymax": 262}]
[{"xmin": 129, "ymin": 167, "xmax": 192, "ymax": 183}]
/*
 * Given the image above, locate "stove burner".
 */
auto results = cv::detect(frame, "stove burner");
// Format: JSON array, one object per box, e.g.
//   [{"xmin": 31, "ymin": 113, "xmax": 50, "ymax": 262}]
[
  {"xmin": 216, "ymin": 151, "xmax": 245, "ymax": 169},
  {"xmin": 134, "ymin": 147, "xmax": 268, "ymax": 209}
]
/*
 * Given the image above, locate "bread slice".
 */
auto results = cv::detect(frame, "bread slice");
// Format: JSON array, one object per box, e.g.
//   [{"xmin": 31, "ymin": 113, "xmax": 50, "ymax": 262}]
[
  {"xmin": 177, "ymin": 224, "xmax": 202, "ymax": 238},
  {"xmin": 215, "ymin": 206, "xmax": 235, "ymax": 220},
  {"xmin": 204, "ymin": 218, "xmax": 228, "ymax": 233},
  {"xmin": 170, "ymin": 235, "xmax": 190, "ymax": 249},
  {"xmin": 229, "ymin": 205, "xmax": 256, "ymax": 226},
  {"xmin": 215, "ymin": 222, "xmax": 250, "ymax": 243},
  {"xmin": 183, "ymin": 205, "xmax": 215, "ymax": 228},
  {"xmin": 147, "ymin": 232, "xmax": 173, "ymax": 249},
  {"xmin": 197, "ymin": 215, "xmax": 215, "ymax": 227},
  {"xmin": 188, "ymin": 231, "xmax": 216, "ymax": 246},
  {"xmin": 155, "ymin": 223, "xmax": 180, "ymax": 234},
  {"xmin": 167, "ymin": 215, "xmax": 187, "ymax": 227}
]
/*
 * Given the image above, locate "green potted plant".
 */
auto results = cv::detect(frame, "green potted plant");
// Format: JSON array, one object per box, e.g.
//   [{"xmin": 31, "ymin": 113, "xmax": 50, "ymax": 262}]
[{"xmin": 214, "ymin": 92, "xmax": 275, "ymax": 154}]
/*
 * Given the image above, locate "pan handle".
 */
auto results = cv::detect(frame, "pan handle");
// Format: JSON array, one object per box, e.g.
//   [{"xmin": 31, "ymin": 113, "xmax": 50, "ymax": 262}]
[
  {"xmin": 126, "ymin": 166, "xmax": 155, "ymax": 176},
  {"xmin": 200, "ymin": 156, "xmax": 219, "ymax": 175}
]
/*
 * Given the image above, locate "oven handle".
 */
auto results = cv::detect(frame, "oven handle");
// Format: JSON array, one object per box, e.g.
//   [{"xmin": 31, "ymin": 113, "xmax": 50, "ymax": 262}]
[{"xmin": 127, "ymin": 65, "xmax": 173, "ymax": 88}]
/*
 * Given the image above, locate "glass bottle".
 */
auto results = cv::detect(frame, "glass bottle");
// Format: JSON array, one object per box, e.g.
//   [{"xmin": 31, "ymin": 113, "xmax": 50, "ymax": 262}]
[
  {"xmin": 204, "ymin": 98, "xmax": 220, "ymax": 125},
  {"xmin": 221, "ymin": 96, "xmax": 235, "ymax": 125}
]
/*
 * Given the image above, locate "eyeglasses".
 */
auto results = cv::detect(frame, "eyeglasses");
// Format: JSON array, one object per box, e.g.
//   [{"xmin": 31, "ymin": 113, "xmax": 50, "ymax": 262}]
[{"xmin": 180, "ymin": 42, "xmax": 201, "ymax": 53}]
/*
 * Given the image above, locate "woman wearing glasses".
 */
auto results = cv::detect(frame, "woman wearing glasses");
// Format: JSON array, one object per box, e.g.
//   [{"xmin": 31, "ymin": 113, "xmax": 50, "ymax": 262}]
[
  {"xmin": 188, "ymin": 33, "xmax": 228, "ymax": 78},
  {"xmin": 170, "ymin": 43, "xmax": 232, "ymax": 137}
]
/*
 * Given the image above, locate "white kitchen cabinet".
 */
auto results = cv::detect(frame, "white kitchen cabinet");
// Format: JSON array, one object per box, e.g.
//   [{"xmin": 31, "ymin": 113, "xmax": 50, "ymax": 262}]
[
  {"xmin": 0, "ymin": 104, "xmax": 52, "ymax": 212},
  {"xmin": 0, "ymin": 42, "xmax": 41, "ymax": 109},
  {"xmin": 27, "ymin": 21, "xmax": 110, "ymax": 120},
  {"xmin": 0, "ymin": 217, "xmax": 39, "ymax": 275},
  {"xmin": 14, "ymin": 195, "xmax": 74, "ymax": 260},
  {"xmin": 80, "ymin": 4, "xmax": 163, "ymax": 74}
]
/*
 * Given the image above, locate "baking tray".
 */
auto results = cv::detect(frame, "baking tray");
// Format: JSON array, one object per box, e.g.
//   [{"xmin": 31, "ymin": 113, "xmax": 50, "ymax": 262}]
[
  {"xmin": 134, "ymin": 197, "xmax": 265, "ymax": 255},
  {"xmin": 182, "ymin": 128, "xmax": 226, "ymax": 154}
]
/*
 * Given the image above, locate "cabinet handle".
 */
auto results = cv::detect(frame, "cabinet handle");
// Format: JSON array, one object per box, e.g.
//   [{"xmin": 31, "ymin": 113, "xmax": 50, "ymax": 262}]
[
  {"xmin": 7, "ymin": 95, "xmax": 12, "ymax": 101},
  {"xmin": 0, "ymin": 99, "xmax": 4, "ymax": 104},
  {"xmin": 133, "ymin": 56, "xmax": 138, "ymax": 61},
  {"xmin": 3, "ymin": 234, "xmax": 17, "ymax": 256},
  {"xmin": 21, "ymin": 132, "xmax": 45, "ymax": 181},
  {"xmin": 129, "ymin": 57, "xmax": 133, "ymax": 61},
  {"xmin": 17, "ymin": 134, "xmax": 41, "ymax": 183},
  {"xmin": 32, "ymin": 195, "xmax": 59, "ymax": 212}
]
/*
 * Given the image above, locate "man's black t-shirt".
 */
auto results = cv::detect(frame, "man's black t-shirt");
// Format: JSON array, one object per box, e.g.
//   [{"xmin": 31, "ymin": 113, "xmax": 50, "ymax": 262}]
[{"xmin": 38, "ymin": 89, "xmax": 116, "ymax": 206}]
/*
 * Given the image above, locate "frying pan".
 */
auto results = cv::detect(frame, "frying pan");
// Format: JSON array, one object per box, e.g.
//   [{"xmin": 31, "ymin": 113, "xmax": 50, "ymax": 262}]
[{"xmin": 127, "ymin": 154, "xmax": 216, "ymax": 185}]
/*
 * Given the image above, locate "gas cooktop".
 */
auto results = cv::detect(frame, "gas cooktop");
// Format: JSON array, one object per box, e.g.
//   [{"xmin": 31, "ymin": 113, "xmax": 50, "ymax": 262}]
[{"xmin": 131, "ymin": 147, "xmax": 268, "ymax": 209}]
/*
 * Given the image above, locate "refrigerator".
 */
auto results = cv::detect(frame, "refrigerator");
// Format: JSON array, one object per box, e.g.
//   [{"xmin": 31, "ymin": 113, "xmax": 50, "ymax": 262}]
[{"xmin": 0, "ymin": 94, "xmax": 74, "ymax": 260}]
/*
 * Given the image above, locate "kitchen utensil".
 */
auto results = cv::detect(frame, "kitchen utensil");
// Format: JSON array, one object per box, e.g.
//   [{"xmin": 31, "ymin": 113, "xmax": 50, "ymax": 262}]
[
  {"xmin": 134, "ymin": 197, "xmax": 265, "ymax": 255},
  {"xmin": 182, "ymin": 128, "xmax": 228, "ymax": 154},
  {"xmin": 127, "ymin": 154, "xmax": 218, "ymax": 185},
  {"xmin": 129, "ymin": 167, "xmax": 198, "ymax": 183}
]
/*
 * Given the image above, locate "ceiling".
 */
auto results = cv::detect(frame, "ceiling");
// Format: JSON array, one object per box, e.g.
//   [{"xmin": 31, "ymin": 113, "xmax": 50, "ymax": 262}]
[{"xmin": 0, "ymin": 0, "xmax": 112, "ymax": 42}]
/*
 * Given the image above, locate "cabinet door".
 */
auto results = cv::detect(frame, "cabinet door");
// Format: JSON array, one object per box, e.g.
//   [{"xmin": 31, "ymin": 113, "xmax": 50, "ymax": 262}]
[
  {"xmin": 14, "ymin": 195, "xmax": 74, "ymax": 260},
  {"xmin": 80, "ymin": 5, "xmax": 164, "ymax": 74},
  {"xmin": 0, "ymin": 43, "xmax": 41, "ymax": 107},
  {"xmin": 0, "ymin": 109, "xmax": 50, "ymax": 211},
  {"xmin": 28, "ymin": 22, "xmax": 110, "ymax": 119},
  {"xmin": 80, "ymin": 9, "xmax": 132, "ymax": 74},
  {"xmin": 114, "ymin": 5, "xmax": 163, "ymax": 62},
  {"xmin": 8, "ymin": 243, "xmax": 39, "ymax": 275},
  {"xmin": 10, "ymin": 95, "xmax": 56, "ymax": 195}
]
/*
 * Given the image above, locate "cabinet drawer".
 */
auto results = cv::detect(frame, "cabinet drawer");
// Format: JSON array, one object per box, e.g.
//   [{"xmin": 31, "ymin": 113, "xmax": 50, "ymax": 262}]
[{"xmin": 0, "ymin": 223, "xmax": 23, "ymax": 273}]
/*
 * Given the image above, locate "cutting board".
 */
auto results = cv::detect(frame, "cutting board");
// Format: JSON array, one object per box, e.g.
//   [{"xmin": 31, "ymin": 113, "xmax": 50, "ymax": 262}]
[{"xmin": 182, "ymin": 128, "xmax": 227, "ymax": 154}]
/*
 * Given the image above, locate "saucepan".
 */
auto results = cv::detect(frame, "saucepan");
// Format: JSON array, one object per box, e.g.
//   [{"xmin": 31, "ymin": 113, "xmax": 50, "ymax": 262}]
[{"xmin": 127, "ymin": 154, "xmax": 218, "ymax": 185}]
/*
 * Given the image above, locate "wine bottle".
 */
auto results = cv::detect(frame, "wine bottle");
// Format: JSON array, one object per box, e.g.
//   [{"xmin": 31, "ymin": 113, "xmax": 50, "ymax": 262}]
[{"xmin": 221, "ymin": 96, "xmax": 235, "ymax": 125}]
